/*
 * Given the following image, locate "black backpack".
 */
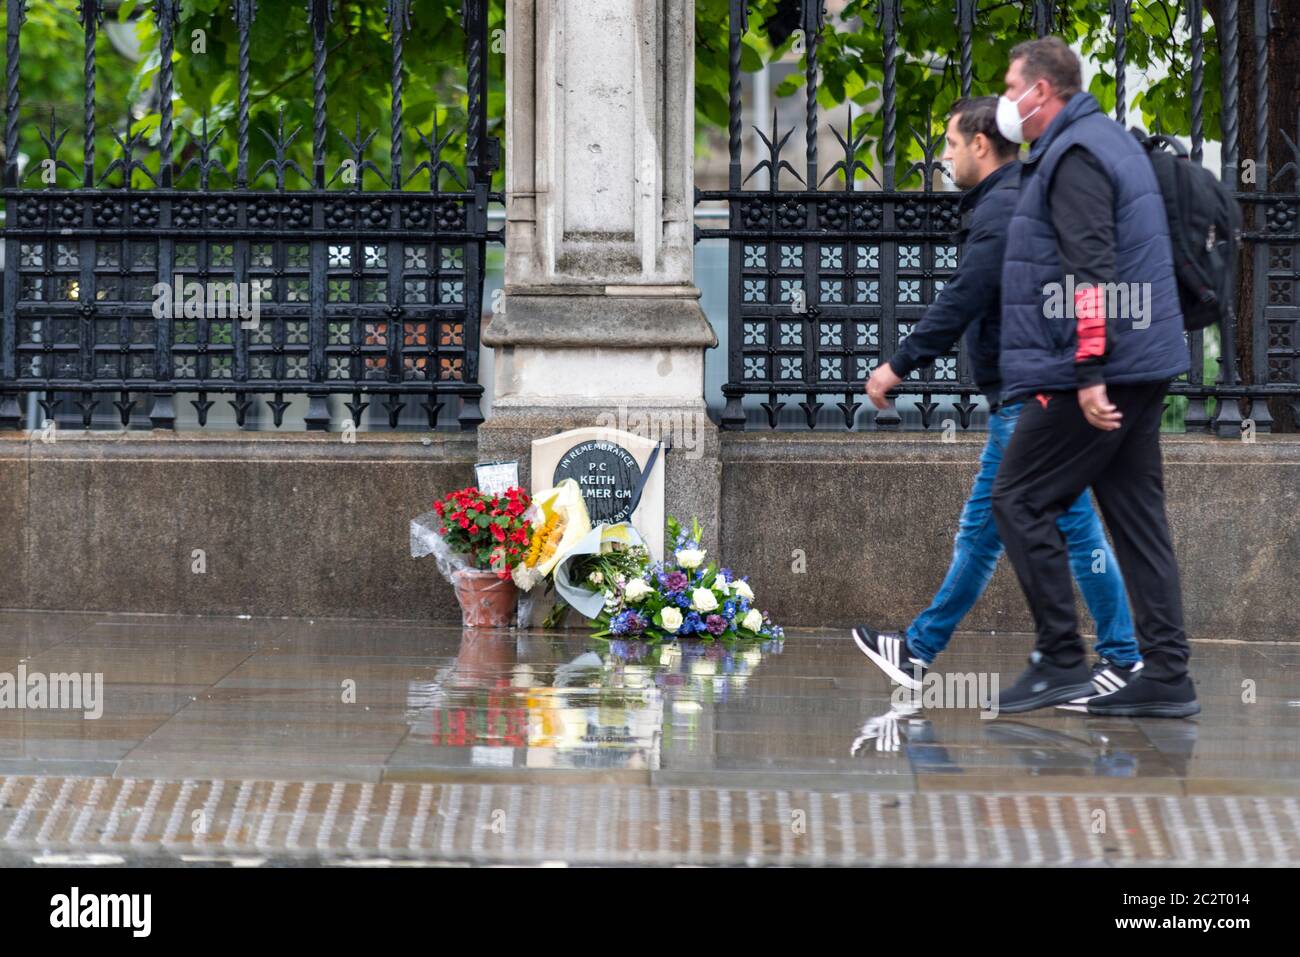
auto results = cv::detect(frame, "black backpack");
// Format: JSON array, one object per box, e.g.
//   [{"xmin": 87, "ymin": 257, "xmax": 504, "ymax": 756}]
[{"xmin": 1130, "ymin": 129, "xmax": 1241, "ymax": 331}]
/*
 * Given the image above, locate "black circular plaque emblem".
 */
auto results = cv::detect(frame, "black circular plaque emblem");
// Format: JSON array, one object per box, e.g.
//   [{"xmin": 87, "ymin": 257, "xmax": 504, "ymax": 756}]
[{"xmin": 553, "ymin": 440, "xmax": 643, "ymax": 524}]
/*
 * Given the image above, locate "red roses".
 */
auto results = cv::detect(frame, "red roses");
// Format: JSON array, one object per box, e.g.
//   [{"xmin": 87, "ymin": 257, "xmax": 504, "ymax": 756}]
[{"xmin": 433, "ymin": 486, "xmax": 534, "ymax": 579}]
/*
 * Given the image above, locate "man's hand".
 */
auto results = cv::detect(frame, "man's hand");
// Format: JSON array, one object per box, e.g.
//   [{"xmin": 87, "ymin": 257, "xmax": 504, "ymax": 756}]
[
  {"xmin": 866, "ymin": 362, "xmax": 902, "ymax": 410},
  {"xmin": 1078, "ymin": 383, "xmax": 1122, "ymax": 431}
]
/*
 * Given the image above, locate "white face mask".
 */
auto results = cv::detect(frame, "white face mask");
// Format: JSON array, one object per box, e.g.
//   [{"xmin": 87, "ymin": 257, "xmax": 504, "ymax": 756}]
[{"xmin": 996, "ymin": 84, "xmax": 1043, "ymax": 144}]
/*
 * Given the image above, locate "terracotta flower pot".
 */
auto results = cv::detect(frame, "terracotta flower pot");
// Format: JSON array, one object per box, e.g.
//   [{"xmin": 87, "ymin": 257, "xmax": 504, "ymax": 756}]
[{"xmin": 451, "ymin": 567, "xmax": 520, "ymax": 628}]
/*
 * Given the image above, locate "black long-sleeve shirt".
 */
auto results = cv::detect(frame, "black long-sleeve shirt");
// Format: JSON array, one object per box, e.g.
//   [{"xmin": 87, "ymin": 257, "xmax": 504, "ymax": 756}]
[
  {"xmin": 888, "ymin": 160, "xmax": 1021, "ymax": 405},
  {"xmin": 1048, "ymin": 145, "xmax": 1117, "ymax": 387}
]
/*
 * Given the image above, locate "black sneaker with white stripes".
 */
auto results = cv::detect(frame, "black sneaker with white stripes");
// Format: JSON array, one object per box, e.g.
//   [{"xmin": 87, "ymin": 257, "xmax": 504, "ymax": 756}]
[
  {"xmin": 851, "ymin": 626, "xmax": 929, "ymax": 691},
  {"xmin": 1056, "ymin": 657, "xmax": 1144, "ymax": 710},
  {"xmin": 996, "ymin": 651, "xmax": 1095, "ymax": 714},
  {"xmin": 1086, "ymin": 672, "xmax": 1201, "ymax": 718}
]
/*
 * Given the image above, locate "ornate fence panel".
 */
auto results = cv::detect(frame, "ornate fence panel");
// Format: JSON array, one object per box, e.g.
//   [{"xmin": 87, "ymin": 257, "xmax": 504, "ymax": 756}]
[
  {"xmin": 696, "ymin": 0, "xmax": 1300, "ymax": 435},
  {"xmin": 1, "ymin": 0, "xmax": 501, "ymax": 431}
]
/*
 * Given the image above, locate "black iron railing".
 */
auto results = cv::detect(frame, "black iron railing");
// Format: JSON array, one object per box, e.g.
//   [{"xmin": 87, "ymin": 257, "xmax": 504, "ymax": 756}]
[
  {"xmin": 697, "ymin": 0, "xmax": 1300, "ymax": 435},
  {"xmin": 1, "ymin": 0, "xmax": 501, "ymax": 431}
]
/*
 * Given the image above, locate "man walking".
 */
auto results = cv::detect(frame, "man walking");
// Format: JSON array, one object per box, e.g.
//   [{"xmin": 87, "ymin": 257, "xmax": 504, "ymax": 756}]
[
  {"xmin": 852, "ymin": 96, "xmax": 1141, "ymax": 699},
  {"xmin": 990, "ymin": 37, "xmax": 1198, "ymax": 717}
]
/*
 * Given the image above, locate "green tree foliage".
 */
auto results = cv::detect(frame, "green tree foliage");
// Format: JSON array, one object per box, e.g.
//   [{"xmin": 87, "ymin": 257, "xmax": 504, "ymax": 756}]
[
  {"xmin": 2, "ymin": 0, "xmax": 504, "ymax": 190},
  {"xmin": 4, "ymin": 1, "xmax": 1222, "ymax": 188},
  {"xmin": 693, "ymin": 0, "xmax": 1223, "ymax": 179}
]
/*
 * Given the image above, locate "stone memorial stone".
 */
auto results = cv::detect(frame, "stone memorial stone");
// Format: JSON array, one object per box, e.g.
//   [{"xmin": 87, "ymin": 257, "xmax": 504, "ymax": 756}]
[{"xmin": 531, "ymin": 427, "xmax": 665, "ymax": 560}]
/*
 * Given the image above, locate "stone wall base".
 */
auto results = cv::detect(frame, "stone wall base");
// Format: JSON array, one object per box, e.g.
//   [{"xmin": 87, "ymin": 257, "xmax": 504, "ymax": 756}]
[
  {"xmin": 721, "ymin": 432, "xmax": 1300, "ymax": 642},
  {"xmin": 3, "ymin": 430, "xmax": 1297, "ymax": 640},
  {"xmin": 0, "ymin": 432, "xmax": 477, "ymax": 621}
]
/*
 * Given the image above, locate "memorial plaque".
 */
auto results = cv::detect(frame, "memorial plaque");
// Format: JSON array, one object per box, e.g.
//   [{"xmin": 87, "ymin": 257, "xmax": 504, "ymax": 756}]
[
  {"xmin": 553, "ymin": 440, "xmax": 642, "ymax": 524},
  {"xmin": 531, "ymin": 427, "xmax": 666, "ymax": 561}
]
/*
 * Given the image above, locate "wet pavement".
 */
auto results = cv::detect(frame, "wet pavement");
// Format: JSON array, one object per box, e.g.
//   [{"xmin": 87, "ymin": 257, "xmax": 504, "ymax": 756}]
[{"xmin": 0, "ymin": 610, "xmax": 1298, "ymax": 865}]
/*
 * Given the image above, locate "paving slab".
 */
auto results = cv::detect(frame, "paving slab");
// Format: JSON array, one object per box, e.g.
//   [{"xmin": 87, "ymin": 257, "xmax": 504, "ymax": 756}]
[{"xmin": 0, "ymin": 612, "xmax": 1296, "ymax": 864}]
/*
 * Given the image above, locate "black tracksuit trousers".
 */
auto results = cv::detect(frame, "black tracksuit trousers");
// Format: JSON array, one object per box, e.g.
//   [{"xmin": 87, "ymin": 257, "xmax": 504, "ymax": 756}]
[{"xmin": 991, "ymin": 380, "xmax": 1190, "ymax": 682}]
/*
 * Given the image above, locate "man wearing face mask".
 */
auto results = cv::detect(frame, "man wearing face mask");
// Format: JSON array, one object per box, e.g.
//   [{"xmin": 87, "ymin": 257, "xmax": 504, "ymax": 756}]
[
  {"xmin": 854, "ymin": 97, "xmax": 1141, "ymax": 697},
  {"xmin": 989, "ymin": 37, "xmax": 1198, "ymax": 717}
]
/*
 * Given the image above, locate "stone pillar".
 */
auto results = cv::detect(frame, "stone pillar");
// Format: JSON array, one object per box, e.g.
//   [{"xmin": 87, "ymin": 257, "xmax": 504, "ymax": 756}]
[{"xmin": 479, "ymin": 0, "xmax": 720, "ymax": 557}]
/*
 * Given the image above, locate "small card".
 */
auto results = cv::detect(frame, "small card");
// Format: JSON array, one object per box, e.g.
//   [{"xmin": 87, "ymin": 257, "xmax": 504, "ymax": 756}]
[{"xmin": 474, "ymin": 460, "xmax": 519, "ymax": 495}]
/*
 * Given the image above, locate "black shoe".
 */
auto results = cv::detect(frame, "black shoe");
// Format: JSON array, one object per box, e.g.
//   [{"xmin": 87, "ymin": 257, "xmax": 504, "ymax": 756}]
[
  {"xmin": 1056, "ymin": 657, "xmax": 1144, "ymax": 710},
  {"xmin": 995, "ymin": 651, "xmax": 1094, "ymax": 714},
  {"xmin": 1086, "ymin": 672, "xmax": 1200, "ymax": 718},
  {"xmin": 851, "ymin": 626, "xmax": 929, "ymax": 691}
]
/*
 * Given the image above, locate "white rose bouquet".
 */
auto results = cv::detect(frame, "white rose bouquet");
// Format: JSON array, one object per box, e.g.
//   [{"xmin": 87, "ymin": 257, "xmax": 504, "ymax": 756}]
[{"xmin": 585, "ymin": 516, "xmax": 785, "ymax": 643}]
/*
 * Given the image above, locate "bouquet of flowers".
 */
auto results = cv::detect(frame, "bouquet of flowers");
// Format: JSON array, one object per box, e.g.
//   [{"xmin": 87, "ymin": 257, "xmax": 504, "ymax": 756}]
[
  {"xmin": 431, "ymin": 486, "xmax": 534, "ymax": 579},
  {"xmin": 510, "ymin": 479, "xmax": 593, "ymax": 591},
  {"xmin": 578, "ymin": 516, "xmax": 784, "ymax": 643}
]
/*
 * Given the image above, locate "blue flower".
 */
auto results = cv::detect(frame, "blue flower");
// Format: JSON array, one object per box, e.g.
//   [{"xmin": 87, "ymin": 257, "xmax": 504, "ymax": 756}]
[
  {"xmin": 610, "ymin": 609, "xmax": 648, "ymax": 636},
  {"xmin": 722, "ymin": 600, "xmax": 736, "ymax": 619},
  {"xmin": 683, "ymin": 611, "xmax": 705, "ymax": 634}
]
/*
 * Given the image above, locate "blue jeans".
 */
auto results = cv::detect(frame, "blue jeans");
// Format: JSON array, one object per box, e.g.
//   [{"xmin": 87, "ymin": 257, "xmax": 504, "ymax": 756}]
[{"xmin": 906, "ymin": 401, "xmax": 1139, "ymax": 666}]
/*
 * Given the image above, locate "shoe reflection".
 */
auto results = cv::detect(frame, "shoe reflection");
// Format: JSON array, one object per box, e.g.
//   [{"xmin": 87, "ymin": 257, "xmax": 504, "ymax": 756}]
[
  {"xmin": 851, "ymin": 703, "xmax": 965, "ymax": 772},
  {"xmin": 984, "ymin": 720, "xmax": 1199, "ymax": 777},
  {"xmin": 850, "ymin": 705, "xmax": 1200, "ymax": 780},
  {"xmin": 851, "ymin": 702, "xmax": 924, "ymax": 755}
]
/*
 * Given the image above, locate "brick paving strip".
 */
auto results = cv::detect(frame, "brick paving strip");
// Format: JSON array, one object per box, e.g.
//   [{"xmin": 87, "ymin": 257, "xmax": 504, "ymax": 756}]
[{"xmin": 1, "ymin": 775, "xmax": 1297, "ymax": 866}]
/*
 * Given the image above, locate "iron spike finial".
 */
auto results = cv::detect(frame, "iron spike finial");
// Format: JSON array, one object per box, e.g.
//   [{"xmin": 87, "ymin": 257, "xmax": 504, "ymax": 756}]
[
  {"xmin": 956, "ymin": 0, "xmax": 978, "ymax": 31},
  {"xmin": 154, "ymin": 0, "xmax": 180, "ymax": 27},
  {"xmin": 1032, "ymin": 0, "xmax": 1057, "ymax": 36},
  {"xmin": 307, "ymin": 0, "xmax": 334, "ymax": 35},
  {"xmin": 233, "ymin": 0, "xmax": 258, "ymax": 25},
  {"xmin": 387, "ymin": 0, "xmax": 412, "ymax": 32},
  {"xmin": 77, "ymin": 0, "xmax": 104, "ymax": 27},
  {"xmin": 875, "ymin": 0, "xmax": 900, "ymax": 35},
  {"xmin": 1109, "ymin": 0, "xmax": 1131, "ymax": 31},
  {"xmin": 802, "ymin": 0, "xmax": 825, "ymax": 35}
]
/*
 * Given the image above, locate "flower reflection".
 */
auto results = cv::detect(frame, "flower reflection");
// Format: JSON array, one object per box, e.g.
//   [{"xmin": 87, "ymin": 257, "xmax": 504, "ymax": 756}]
[
  {"xmin": 605, "ymin": 638, "xmax": 783, "ymax": 704},
  {"xmin": 406, "ymin": 631, "xmax": 784, "ymax": 772}
]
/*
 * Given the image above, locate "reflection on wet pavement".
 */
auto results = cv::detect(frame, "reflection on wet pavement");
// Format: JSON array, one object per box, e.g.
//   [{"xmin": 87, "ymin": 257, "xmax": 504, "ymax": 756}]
[
  {"xmin": 1, "ymin": 611, "xmax": 1298, "ymax": 864},
  {"xmin": 403, "ymin": 634, "xmax": 782, "ymax": 774}
]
